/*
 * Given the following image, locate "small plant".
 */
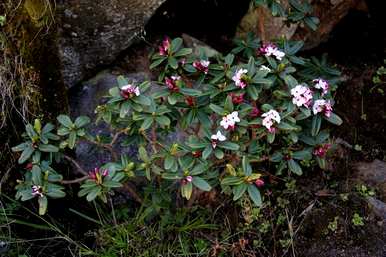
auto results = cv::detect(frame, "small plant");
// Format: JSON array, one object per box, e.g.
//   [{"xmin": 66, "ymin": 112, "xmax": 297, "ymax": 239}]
[
  {"xmin": 352, "ymin": 213, "xmax": 364, "ymax": 226},
  {"xmin": 327, "ymin": 216, "xmax": 339, "ymax": 233},
  {"xmin": 0, "ymin": 15, "xmax": 5, "ymax": 26},
  {"xmin": 254, "ymin": 0, "xmax": 320, "ymax": 30},
  {"xmin": 356, "ymin": 184, "xmax": 375, "ymax": 198},
  {"xmin": 371, "ymin": 59, "xmax": 386, "ymax": 95},
  {"xmin": 12, "ymin": 35, "xmax": 342, "ymax": 215}
]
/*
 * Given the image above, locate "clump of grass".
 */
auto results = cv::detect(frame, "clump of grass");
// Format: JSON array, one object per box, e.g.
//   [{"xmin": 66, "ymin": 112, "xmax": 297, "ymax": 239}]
[{"xmin": 0, "ymin": 0, "xmax": 55, "ymax": 192}]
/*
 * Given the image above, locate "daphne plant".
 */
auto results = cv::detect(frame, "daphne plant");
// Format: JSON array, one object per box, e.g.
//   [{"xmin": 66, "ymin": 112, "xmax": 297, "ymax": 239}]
[{"xmin": 12, "ymin": 35, "xmax": 342, "ymax": 215}]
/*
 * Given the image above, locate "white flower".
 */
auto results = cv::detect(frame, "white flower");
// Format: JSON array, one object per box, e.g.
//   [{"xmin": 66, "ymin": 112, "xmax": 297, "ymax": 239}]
[
  {"xmin": 32, "ymin": 185, "xmax": 43, "ymax": 197},
  {"xmin": 171, "ymin": 75, "xmax": 181, "ymax": 81},
  {"xmin": 313, "ymin": 78, "xmax": 329, "ymax": 96},
  {"xmin": 220, "ymin": 111, "xmax": 241, "ymax": 130},
  {"xmin": 259, "ymin": 65, "xmax": 271, "ymax": 72},
  {"xmin": 121, "ymin": 84, "xmax": 140, "ymax": 96},
  {"xmin": 200, "ymin": 60, "xmax": 210, "ymax": 67},
  {"xmin": 313, "ymin": 99, "xmax": 333, "ymax": 117},
  {"xmin": 211, "ymin": 130, "xmax": 226, "ymax": 148},
  {"xmin": 261, "ymin": 110, "xmax": 281, "ymax": 131},
  {"xmin": 232, "ymin": 69, "xmax": 248, "ymax": 89},
  {"xmin": 261, "ymin": 44, "xmax": 285, "ymax": 61},
  {"xmin": 290, "ymin": 85, "xmax": 313, "ymax": 108},
  {"xmin": 229, "ymin": 111, "xmax": 240, "ymax": 123},
  {"xmin": 211, "ymin": 130, "xmax": 226, "ymax": 141}
]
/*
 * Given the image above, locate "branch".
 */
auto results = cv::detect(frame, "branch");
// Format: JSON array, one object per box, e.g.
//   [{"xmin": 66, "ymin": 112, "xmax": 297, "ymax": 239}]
[
  {"xmin": 63, "ymin": 155, "xmax": 88, "ymax": 176},
  {"xmin": 61, "ymin": 176, "xmax": 88, "ymax": 184}
]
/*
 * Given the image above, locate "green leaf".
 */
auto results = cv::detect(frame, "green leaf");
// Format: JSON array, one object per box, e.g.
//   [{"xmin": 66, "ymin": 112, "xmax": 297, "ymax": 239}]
[
  {"xmin": 214, "ymin": 148, "xmax": 224, "ymax": 159},
  {"xmin": 192, "ymin": 176, "xmax": 211, "ymax": 191},
  {"xmin": 68, "ymin": 131, "xmax": 77, "ymax": 149},
  {"xmin": 31, "ymin": 165, "xmax": 42, "ymax": 185},
  {"xmin": 278, "ymin": 122, "xmax": 297, "ymax": 131},
  {"xmin": 74, "ymin": 116, "xmax": 91, "ymax": 128},
  {"xmin": 242, "ymin": 156, "xmax": 252, "ymax": 176},
  {"xmin": 156, "ymin": 115, "xmax": 171, "ymax": 127},
  {"xmin": 18, "ymin": 146, "xmax": 34, "ymax": 164},
  {"xmin": 38, "ymin": 144, "xmax": 59, "ymax": 153},
  {"xmin": 247, "ymin": 185, "xmax": 262, "ymax": 206},
  {"xmin": 311, "ymin": 115, "xmax": 321, "ymax": 136},
  {"xmin": 141, "ymin": 117, "xmax": 153, "ymax": 130},
  {"xmin": 181, "ymin": 182, "xmax": 193, "ymax": 200},
  {"xmin": 233, "ymin": 183, "xmax": 248, "ymax": 201},
  {"xmin": 324, "ymin": 113, "xmax": 343, "ymax": 126},
  {"xmin": 168, "ymin": 57, "xmax": 178, "ymax": 69},
  {"xmin": 316, "ymin": 156, "xmax": 326, "ymax": 170},
  {"xmin": 288, "ymin": 159, "xmax": 302, "ymax": 175},
  {"xmin": 202, "ymin": 145, "xmax": 213, "ymax": 160},
  {"xmin": 224, "ymin": 95, "xmax": 234, "ymax": 112},
  {"xmin": 86, "ymin": 187, "xmax": 101, "ymax": 202},
  {"xmin": 209, "ymin": 104, "xmax": 224, "ymax": 115},
  {"xmin": 57, "ymin": 115, "xmax": 73, "ymax": 128},
  {"xmin": 12, "ymin": 142, "xmax": 28, "ymax": 152},
  {"xmin": 174, "ymin": 48, "xmax": 192, "ymax": 57},
  {"xmin": 221, "ymin": 176, "xmax": 243, "ymax": 186},
  {"xmin": 218, "ymin": 141, "xmax": 240, "ymax": 151},
  {"xmin": 117, "ymin": 75, "xmax": 128, "ymax": 87},
  {"xmin": 132, "ymin": 95, "xmax": 151, "ymax": 106},
  {"xmin": 171, "ymin": 37, "xmax": 183, "ymax": 52},
  {"xmin": 179, "ymin": 88, "xmax": 201, "ymax": 96},
  {"xmin": 164, "ymin": 155, "xmax": 175, "ymax": 170},
  {"xmin": 138, "ymin": 146, "xmax": 149, "ymax": 162},
  {"xmin": 267, "ymin": 132, "xmax": 275, "ymax": 144},
  {"xmin": 38, "ymin": 196, "xmax": 48, "ymax": 215},
  {"xmin": 150, "ymin": 57, "xmax": 166, "ymax": 69},
  {"xmin": 292, "ymin": 150, "xmax": 312, "ymax": 161},
  {"xmin": 102, "ymin": 181, "xmax": 122, "ymax": 188},
  {"xmin": 246, "ymin": 85, "xmax": 259, "ymax": 100},
  {"xmin": 25, "ymin": 124, "xmax": 37, "ymax": 139}
]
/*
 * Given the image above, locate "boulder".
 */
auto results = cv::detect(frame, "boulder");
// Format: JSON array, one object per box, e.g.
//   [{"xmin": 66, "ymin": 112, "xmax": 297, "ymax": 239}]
[
  {"xmin": 69, "ymin": 70, "xmax": 150, "ymax": 171},
  {"xmin": 236, "ymin": 0, "xmax": 368, "ymax": 49},
  {"xmin": 55, "ymin": 0, "xmax": 166, "ymax": 88},
  {"xmin": 353, "ymin": 159, "xmax": 386, "ymax": 201}
]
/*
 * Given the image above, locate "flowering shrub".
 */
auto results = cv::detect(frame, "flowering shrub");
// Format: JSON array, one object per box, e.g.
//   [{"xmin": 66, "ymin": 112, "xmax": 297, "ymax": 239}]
[{"xmin": 12, "ymin": 36, "xmax": 342, "ymax": 215}]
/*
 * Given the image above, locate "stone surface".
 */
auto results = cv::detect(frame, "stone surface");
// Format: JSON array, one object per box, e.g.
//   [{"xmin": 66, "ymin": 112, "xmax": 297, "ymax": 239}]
[
  {"xmin": 69, "ymin": 70, "xmax": 150, "ymax": 171},
  {"xmin": 367, "ymin": 197, "xmax": 386, "ymax": 221},
  {"xmin": 55, "ymin": 0, "xmax": 166, "ymax": 88},
  {"xmin": 354, "ymin": 159, "xmax": 386, "ymax": 200},
  {"xmin": 236, "ymin": 0, "xmax": 368, "ymax": 49},
  {"xmin": 182, "ymin": 34, "xmax": 220, "ymax": 58}
]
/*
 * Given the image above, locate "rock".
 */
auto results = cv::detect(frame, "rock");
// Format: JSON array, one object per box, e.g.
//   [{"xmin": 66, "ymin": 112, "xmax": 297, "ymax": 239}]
[
  {"xmin": 354, "ymin": 159, "xmax": 386, "ymax": 200},
  {"xmin": 182, "ymin": 34, "xmax": 220, "ymax": 58},
  {"xmin": 367, "ymin": 197, "xmax": 386, "ymax": 221},
  {"xmin": 69, "ymin": 70, "xmax": 150, "ymax": 171},
  {"xmin": 236, "ymin": 0, "xmax": 368, "ymax": 49},
  {"xmin": 55, "ymin": 0, "xmax": 166, "ymax": 88}
]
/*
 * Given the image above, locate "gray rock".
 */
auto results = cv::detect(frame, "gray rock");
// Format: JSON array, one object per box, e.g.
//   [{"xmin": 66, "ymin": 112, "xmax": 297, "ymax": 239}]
[
  {"xmin": 182, "ymin": 34, "xmax": 220, "ymax": 58},
  {"xmin": 354, "ymin": 159, "xmax": 386, "ymax": 201},
  {"xmin": 236, "ymin": 0, "xmax": 368, "ymax": 50},
  {"xmin": 55, "ymin": 0, "xmax": 166, "ymax": 88},
  {"xmin": 69, "ymin": 70, "xmax": 150, "ymax": 171},
  {"xmin": 367, "ymin": 197, "xmax": 386, "ymax": 221}
]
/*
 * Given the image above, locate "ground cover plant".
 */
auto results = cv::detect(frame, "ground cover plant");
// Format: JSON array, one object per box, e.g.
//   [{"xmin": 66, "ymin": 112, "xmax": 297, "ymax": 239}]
[{"xmin": 12, "ymin": 34, "xmax": 342, "ymax": 216}]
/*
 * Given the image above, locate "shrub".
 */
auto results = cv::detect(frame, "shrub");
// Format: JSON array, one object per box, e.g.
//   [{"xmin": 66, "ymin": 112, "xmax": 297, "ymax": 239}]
[{"xmin": 12, "ymin": 35, "xmax": 342, "ymax": 215}]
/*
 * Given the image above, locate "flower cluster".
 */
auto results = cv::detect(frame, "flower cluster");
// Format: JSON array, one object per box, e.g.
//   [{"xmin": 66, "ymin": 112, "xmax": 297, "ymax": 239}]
[
  {"xmin": 312, "ymin": 99, "xmax": 332, "ymax": 117},
  {"xmin": 193, "ymin": 60, "xmax": 210, "ymax": 74},
  {"xmin": 229, "ymin": 93, "xmax": 244, "ymax": 105},
  {"xmin": 261, "ymin": 110, "xmax": 281, "ymax": 133},
  {"xmin": 259, "ymin": 43, "xmax": 285, "ymax": 61},
  {"xmin": 89, "ymin": 167, "xmax": 109, "ymax": 184},
  {"xmin": 159, "ymin": 37, "xmax": 170, "ymax": 56},
  {"xmin": 32, "ymin": 185, "xmax": 43, "ymax": 197},
  {"xmin": 290, "ymin": 85, "xmax": 313, "ymax": 108},
  {"xmin": 232, "ymin": 69, "xmax": 248, "ymax": 89},
  {"xmin": 313, "ymin": 144, "xmax": 331, "ymax": 157},
  {"xmin": 220, "ymin": 111, "xmax": 240, "ymax": 130},
  {"xmin": 211, "ymin": 130, "xmax": 226, "ymax": 148},
  {"xmin": 165, "ymin": 75, "xmax": 181, "ymax": 92},
  {"xmin": 120, "ymin": 84, "xmax": 140, "ymax": 98},
  {"xmin": 313, "ymin": 78, "xmax": 329, "ymax": 96}
]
